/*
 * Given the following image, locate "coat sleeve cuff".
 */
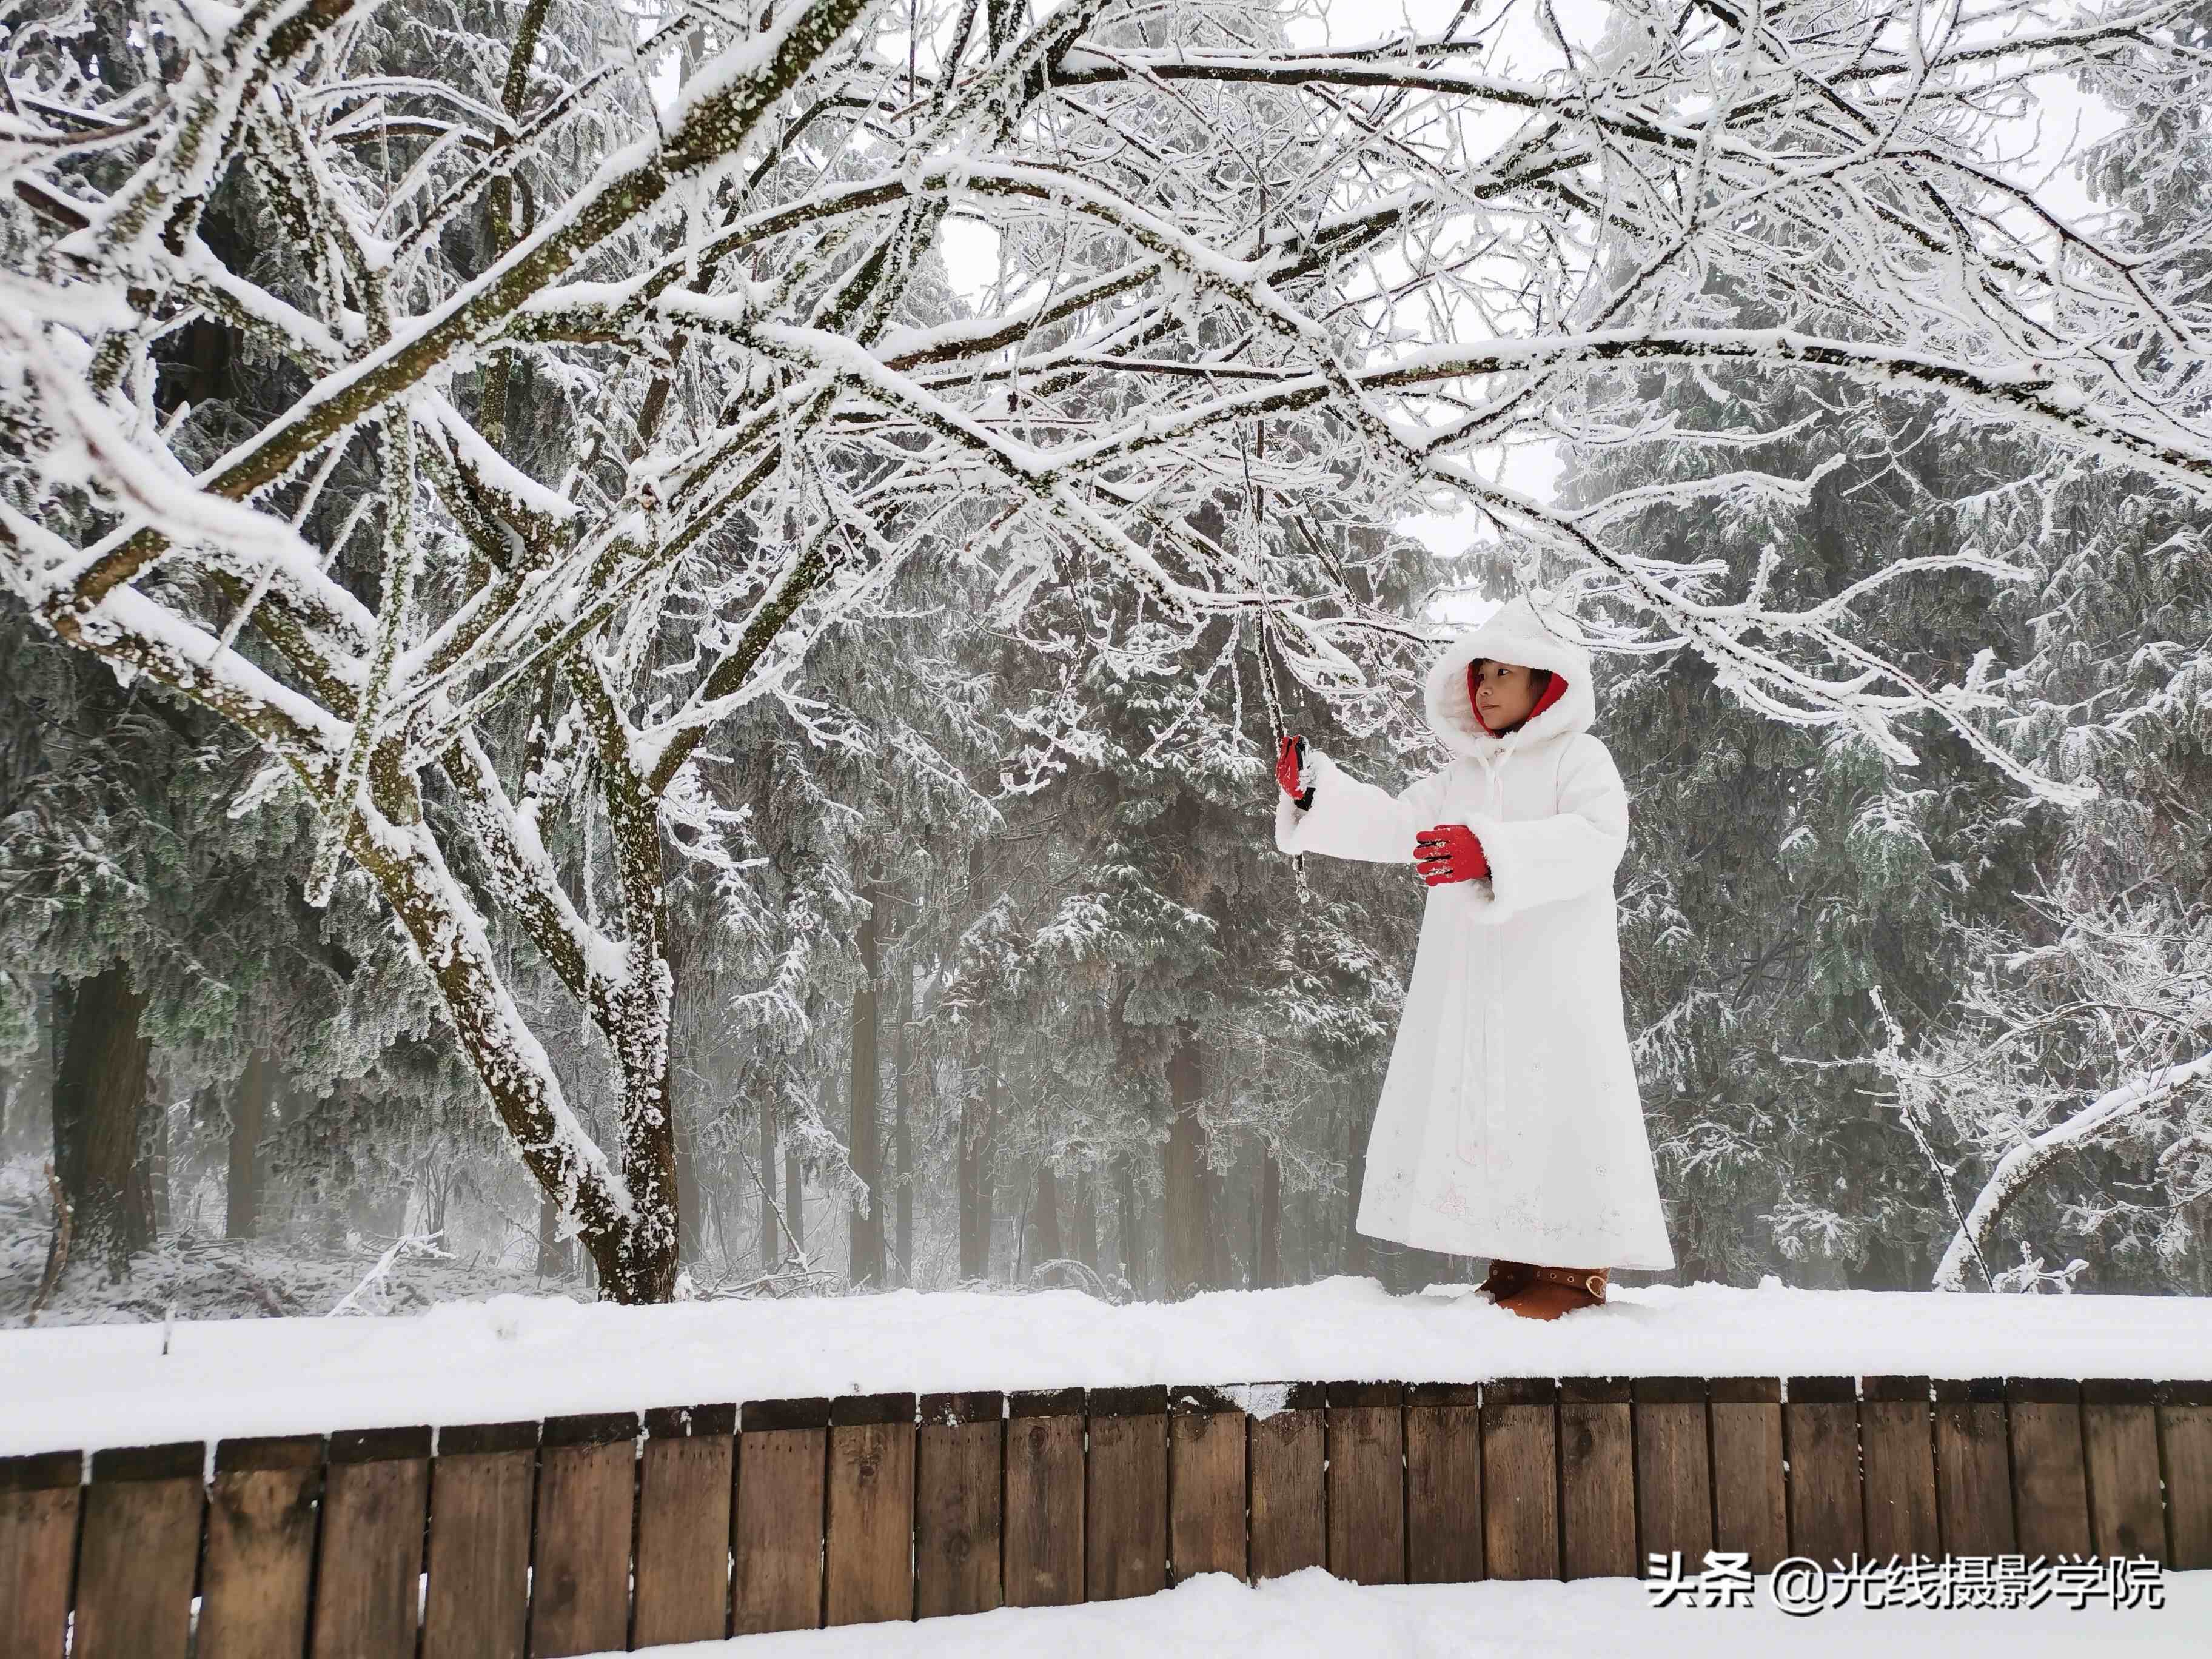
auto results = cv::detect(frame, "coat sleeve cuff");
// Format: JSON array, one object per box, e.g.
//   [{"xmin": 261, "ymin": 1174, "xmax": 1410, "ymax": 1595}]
[
  {"xmin": 1274, "ymin": 746, "xmax": 1333, "ymax": 854},
  {"xmin": 1275, "ymin": 785, "xmax": 1309, "ymax": 854},
  {"xmin": 1274, "ymin": 748, "xmax": 1414, "ymax": 863},
  {"xmin": 1467, "ymin": 812, "xmax": 1528, "ymax": 922},
  {"xmin": 1465, "ymin": 807, "xmax": 1617, "ymax": 922}
]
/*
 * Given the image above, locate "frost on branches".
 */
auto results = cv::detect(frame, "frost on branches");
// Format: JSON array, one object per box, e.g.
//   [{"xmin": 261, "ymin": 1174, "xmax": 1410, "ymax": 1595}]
[{"xmin": 5, "ymin": 0, "xmax": 2211, "ymax": 1299}]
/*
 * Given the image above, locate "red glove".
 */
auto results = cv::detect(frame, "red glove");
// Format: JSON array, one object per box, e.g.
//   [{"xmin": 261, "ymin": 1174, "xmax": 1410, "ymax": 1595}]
[
  {"xmin": 1275, "ymin": 734, "xmax": 1313, "ymax": 807},
  {"xmin": 1415, "ymin": 823, "xmax": 1488, "ymax": 885}
]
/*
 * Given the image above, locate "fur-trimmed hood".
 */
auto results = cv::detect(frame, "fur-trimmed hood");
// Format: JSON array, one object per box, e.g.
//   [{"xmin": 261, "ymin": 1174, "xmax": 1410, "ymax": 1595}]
[{"xmin": 1421, "ymin": 593, "xmax": 1595, "ymax": 760}]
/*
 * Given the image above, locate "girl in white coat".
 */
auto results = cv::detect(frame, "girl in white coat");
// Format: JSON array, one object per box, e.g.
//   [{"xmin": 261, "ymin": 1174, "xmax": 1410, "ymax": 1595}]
[{"xmin": 1273, "ymin": 594, "xmax": 1675, "ymax": 1319}]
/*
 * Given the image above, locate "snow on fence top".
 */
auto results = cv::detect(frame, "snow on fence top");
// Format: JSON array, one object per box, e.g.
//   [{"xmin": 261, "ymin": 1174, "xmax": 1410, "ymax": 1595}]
[{"xmin": 4, "ymin": 1277, "xmax": 2210, "ymax": 1460}]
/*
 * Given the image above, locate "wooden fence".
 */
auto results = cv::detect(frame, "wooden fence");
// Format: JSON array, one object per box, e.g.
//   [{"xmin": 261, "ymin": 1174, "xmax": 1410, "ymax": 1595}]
[{"xmin": 3, "ymin": 1375, "xmax": 2208, "ymax": 1657}]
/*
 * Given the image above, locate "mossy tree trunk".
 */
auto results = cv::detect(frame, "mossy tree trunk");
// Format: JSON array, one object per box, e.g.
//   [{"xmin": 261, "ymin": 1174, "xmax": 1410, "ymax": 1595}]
[{"xmin": 52, "ymin": 967, "xmax": 155, "ymax": 1281}]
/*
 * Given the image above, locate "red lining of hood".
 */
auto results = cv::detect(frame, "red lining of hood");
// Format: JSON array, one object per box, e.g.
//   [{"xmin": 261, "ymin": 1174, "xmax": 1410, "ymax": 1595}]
[{"xmin": 1468, "ymin": 660, "xmax": 1569, "ymax": 736}]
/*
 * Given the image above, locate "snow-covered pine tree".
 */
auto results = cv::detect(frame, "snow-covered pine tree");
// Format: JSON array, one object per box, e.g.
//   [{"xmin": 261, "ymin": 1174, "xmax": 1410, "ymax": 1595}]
[
  {"xmin": 1558, "ymin": 362, "xmax": 2062, "ymax": 1287},
  {"xmin": 1895, "ymin": 31, "xmax": 2212, "ymax": 1290}
]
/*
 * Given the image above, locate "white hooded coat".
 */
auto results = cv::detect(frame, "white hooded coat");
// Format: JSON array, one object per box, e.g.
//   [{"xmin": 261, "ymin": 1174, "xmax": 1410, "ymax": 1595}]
[{"xmin": 1276, "ymin": 595, "xmax": 1675, "ymax": 1270}]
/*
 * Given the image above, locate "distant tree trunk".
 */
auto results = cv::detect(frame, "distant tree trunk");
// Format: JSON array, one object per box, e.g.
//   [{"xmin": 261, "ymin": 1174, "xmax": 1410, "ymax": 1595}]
[
  {"xmin": 759, "ymin": 1095, "xmax": 778, "ymax": 1271},
  {"xmin": 1202, "ymin": 1159, "xmax": 1229, "ymax": 1290},
  {"xmin": 1073, "ymin": 1171, "xmax": 1099, "ymax": 1276},
  {"xmin": 227, "ymin": 1050, "xmax": 273, "ymax": 1241},
  {"xmin": 49, "ymin": 980, "xmax": 80, "ymax": 1194},
  {"xmin": 893, "ymin": 968, "xmax": 912, "ymax": 1287},
  {"xmin": 1164, "ymin": 1020, "xmax": 1208, "ymax": 1300},
  {"xmin": 783, "ymin": 1117, "xmax": 805, "ymax": 1258},
  {"xmin": 1116, "ymin": 1155, "xmax": 1144, "ymax": 1297},
  {"xmin": 846, "ymin": 886, "xmax": 885, "ymax": 1289},
  {"xmin": 32, "ymin": 979, "xmax": 56, "ymax": 1148},
  {"xmin": 537, "ymin": 1187, "xmax": 566, "ymax": 1277},
  {"xmin": 415, "ymin": 1168, "xmax": 447, "ymax": 1238},
  {"xmin": 1342, "ymin": 1103, "xmax": 1369, "ymax": 1279},
  {"xmin": 52, "ymin": 968, "xmax": 155, "ymax": 1280},
  {"xmin": 959, "ymin": 1063, "xmax": 997, "ymax": 1280},
  {"xmin": 5, "ymin": 977, "xmax": 56, "ymax": 1155},
  {"xmin": 1033, "ymin": 1156, "xmax": 1064, "ymax": 1266},
  {"xmin": 674, "ymin": 1099, "xmax": 702, "ymax": 1271},
  {"xmin": 146, "ymin": 1092, "xmax": 169, "ymax": 1236},
  {"xmin": 708, "ymin": 1178, "xmax": 731, "ymax": 1275},
  {"xmin": 351, "ymin": 1184, "xmax": 407, "ymax": 1241},
  {"xmin": 1257, "ymin": 1145, "xmax": 1282, "ymax": 1289}
]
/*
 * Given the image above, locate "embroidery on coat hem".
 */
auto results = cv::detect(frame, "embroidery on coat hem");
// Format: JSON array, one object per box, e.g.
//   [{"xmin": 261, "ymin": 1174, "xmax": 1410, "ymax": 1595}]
[{"xmin": 1416, "ymin": 1175, "xmax": 1638, "ymax": 1242}]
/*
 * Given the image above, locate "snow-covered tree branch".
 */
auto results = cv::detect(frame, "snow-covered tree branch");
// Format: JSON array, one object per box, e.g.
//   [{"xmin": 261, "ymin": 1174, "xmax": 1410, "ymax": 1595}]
[{"xmin": 1934, "ymin": 1049, "xmax": 2212, "ymax": 1290}]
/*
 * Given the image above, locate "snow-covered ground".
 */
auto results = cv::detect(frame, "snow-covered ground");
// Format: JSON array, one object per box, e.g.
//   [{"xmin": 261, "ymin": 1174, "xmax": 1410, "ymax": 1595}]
[
  {"xmin": 0, "ymin": 1157, "xmax": 586, "ymax": 1330},
  {"xmin": 592, "ymin": 1566, "xmax": 2211, "ymax": 1658},
  {"xmin": 5, "ymin": 1275, "xmax": 2210, "ymax": 1458}
]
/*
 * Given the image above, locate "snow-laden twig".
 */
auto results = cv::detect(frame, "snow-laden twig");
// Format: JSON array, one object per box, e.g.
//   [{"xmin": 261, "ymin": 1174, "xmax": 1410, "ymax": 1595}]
[{"xmin": 329, "ymin": 1232, "xmax": 454, "ymax": 1317}]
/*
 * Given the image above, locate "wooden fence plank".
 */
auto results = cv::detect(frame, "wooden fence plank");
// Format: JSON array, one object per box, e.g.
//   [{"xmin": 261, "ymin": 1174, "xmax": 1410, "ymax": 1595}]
[
  {"xmin": 1633, "ymin": 1379, "xmax": 1712, "ymax": 1570},
  {"xmin": 825, "ymin": 1392, "xmax": 916, "ymax": 1627},
  {"xmin": 22, "ymin": 1359, "xmax": 2195, "ymax": 1659},
  {"xmin": 1168, "ymin": 1386, "xmax": 1247, "ymax": 1584},
  {"xmin": 915, "ymin": 1392, "xmax": 1002, "ymax": 1620},
  {"xmin": 1005, "ymin": 1389, "xmax": 1084, "ymax": 1608},
  {"xmin": 1860, "ymin": 1378, "xmax": 1939, "ymax": 1560},
  {"xmin": 312, "ymin": 1427, "xmax": 431, "ymax": 1659},
  {"xmin": 75, "ymin": 1441, "xmax": 204, "ymax": 1659},
  {"xmin": 1482, "ymin": 1378, "xmax": 1558, "ymax": 1580},
  {"xmin": 1087, "ymin": 1386, "xmax": 1167, "ymax": 1603},
  {"xmin": 199, "ymin": 1436, "xmax": 321, "ymax": 1659},
  {"xmin": 1709, "ymin": 1379, "xmax": 1786, "ymax": 1572},
  {"xmin": 1326, "ymin": 1381, "xmax": 1404, "ymax": 1586},
  {"xmin": 530, "ymin": 1412, "xmax": 638, "ymax": 1659},
  {"xmin": 422, "ymin": 1422, "xmax": 537, "ymax": 1659},
  {"xmin": 2007, "ymin": 1379, "xmax": 2091, "ymax": 1558},
  {"xmin": 0, "ymin": 1451, "xmax": 81, "ymax": 1659},
  {"xmin": 1406, "ymin": 1384, "xmax": 1483, "ymax": 1584},
  {"xmin": 1247, "ymin": 1384, "xmax": 1324, "ymax": 1584},
  {"xmin": 1560, "ymin": 1378, "xmax": 1635, "ymax": 1580},
  {"xmin": 1784, "ymin": 1378, "xmax": 1862, "ymax": 1566},
  {"xmin": 732, "ymin": 1398, "xmax": 828, "ymax": 1635},
  {"xmin": 2161, "ymin": 1382, "xmax": 2212, "ymax": 1569},
  {"xmin": 634, "ymin": 1405, "xmax": 737, "ymax": 1647},
  {"xmin": 1932, "ymin": 1379, "xmax": 2014, "ymax": 1557},
  {"xmin": 2080, "ymin": 1381, "xmax": 2164, "ymax": 1561}
]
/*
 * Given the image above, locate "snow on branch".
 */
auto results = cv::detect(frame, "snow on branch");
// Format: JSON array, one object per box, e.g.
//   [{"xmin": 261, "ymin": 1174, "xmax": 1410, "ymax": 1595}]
[{"xmin": 1935, "ymin": 1050, "xmax": 2212, "ymax": 1291}]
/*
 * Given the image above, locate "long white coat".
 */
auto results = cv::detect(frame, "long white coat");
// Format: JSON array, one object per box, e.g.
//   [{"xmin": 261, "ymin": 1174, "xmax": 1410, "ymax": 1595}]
[{"xmin": 1277, "ymin": 595, "xmax": 1675, "ymax": 1270}]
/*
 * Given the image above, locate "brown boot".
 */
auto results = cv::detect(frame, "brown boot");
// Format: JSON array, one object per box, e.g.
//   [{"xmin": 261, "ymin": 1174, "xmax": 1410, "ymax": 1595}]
[
  {"xmin": 1496, "ymin": 1265, "xmax": 1609, "ymax": 1321},
  {"xmin": 1476, "ymin": 1258, "xmax": 1537, "ymax": 1302}
]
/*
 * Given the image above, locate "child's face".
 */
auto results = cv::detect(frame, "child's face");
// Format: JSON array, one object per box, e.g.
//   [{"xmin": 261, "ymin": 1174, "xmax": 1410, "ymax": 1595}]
[{"xmin": 1473, "ymin": 659, "xmax": 1540, "ymax": 730}]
